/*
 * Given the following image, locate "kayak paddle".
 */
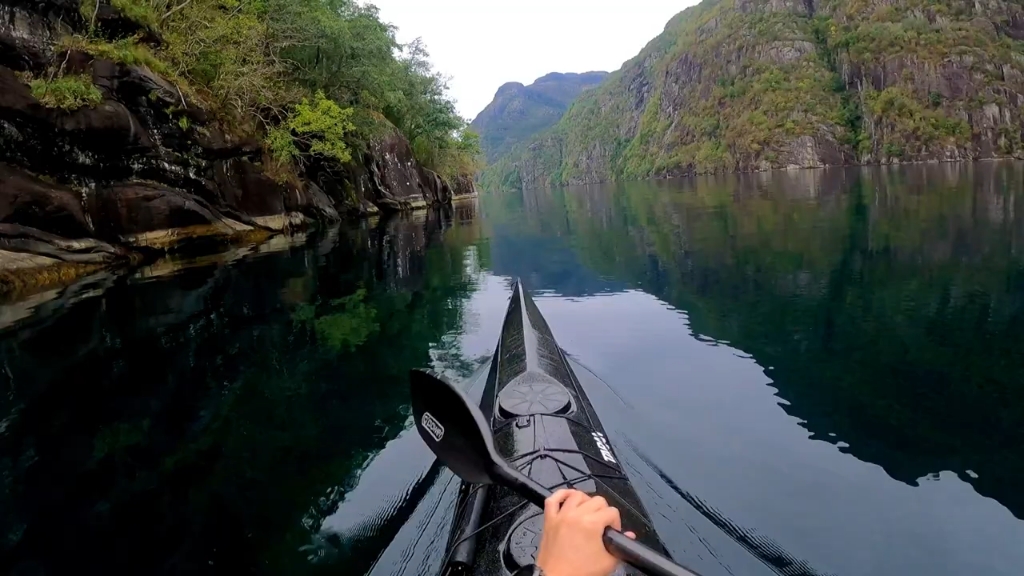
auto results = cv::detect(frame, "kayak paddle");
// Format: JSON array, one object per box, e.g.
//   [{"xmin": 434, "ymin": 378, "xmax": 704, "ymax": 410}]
[{"xmin": 409, "ymin": 369, "xmax": 701, "ymax": 576}]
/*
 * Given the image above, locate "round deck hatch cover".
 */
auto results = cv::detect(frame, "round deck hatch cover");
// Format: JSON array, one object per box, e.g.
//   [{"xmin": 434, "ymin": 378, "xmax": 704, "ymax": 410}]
[
  {"xmin": 505, "ymin": 513, "xmax": 543, "ymax": 569},
  {"xmin": 498, "ymin": 374, "xmax": 571, "ymax": 417}
]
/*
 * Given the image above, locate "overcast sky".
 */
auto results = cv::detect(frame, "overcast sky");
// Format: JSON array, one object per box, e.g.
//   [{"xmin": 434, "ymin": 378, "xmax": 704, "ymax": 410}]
[{"xmin": 370, "ymin": 0, "xmax": 696, "ymax": 120}]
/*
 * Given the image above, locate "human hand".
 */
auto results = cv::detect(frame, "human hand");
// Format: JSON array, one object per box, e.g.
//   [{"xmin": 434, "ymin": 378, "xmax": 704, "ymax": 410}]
[{"xmin": 535, "ymin": 489, "xmax": 636, "ymax": 576}]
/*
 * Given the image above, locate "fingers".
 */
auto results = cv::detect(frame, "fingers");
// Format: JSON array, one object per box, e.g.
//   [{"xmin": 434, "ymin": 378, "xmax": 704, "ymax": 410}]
[
  {"xmin": 548, "ymin": 489, "xmax": 633, "ymax": 542},
  {"xmin": 577, "ymin": 495, "xmax": 609, "ymax": 514},
  {"xmin": 562, "ymin": 489, "xmax": 590, "ymax": 511},
  {"xmin": 545, "ymin": 489, "xmax": 574, "ymax": 517},
  {"xmin": 545, "ymin": 489, "xmax": 590, "ymax": 516},
  {"xmin": 546, "ymin": 490, "xmax": 626, "ymax": 533},
  {"xmin": 593, "ymin": 506, "xmax": 622, "ymax": 532}
]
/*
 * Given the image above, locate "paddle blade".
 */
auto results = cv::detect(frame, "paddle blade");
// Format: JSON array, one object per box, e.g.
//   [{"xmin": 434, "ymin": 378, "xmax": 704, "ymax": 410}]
[{"xmin": 410, "ymin": 369, "xmax": 497, "ymax": 485}]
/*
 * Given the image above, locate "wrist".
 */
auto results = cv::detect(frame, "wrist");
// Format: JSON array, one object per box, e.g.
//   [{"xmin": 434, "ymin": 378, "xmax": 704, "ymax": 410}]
[
  {"xmin": 513, "ymin": 565, "xmax": 546, "ymax": 576},
  {"xmin": 517, "ymin": 563, "xmax": 571, "ymax": 576},
  {"xmin": 535, "ymin": 563, "xmax": 570, "ymax": 576}
]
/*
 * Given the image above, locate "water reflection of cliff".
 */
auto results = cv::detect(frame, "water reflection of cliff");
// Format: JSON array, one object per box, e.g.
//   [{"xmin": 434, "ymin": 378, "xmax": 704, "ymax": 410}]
[
  {"xmin": 0, "ymin": 206, "xmax": 482, "ymax": 575},
  {"xmin": 497, "ymin": 162, "xmax": 1024, "ymax": 520}
]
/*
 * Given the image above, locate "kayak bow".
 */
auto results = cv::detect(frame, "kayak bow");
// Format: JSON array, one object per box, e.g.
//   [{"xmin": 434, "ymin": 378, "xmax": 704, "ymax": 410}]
[{"xmin": 432, "ymin": 281, "xmax": 679, "ymax": 576}]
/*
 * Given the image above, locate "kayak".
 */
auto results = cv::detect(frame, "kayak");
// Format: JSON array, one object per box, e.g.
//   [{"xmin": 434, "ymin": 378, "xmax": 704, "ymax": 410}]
[{"xmin": 440, "ymin": 281, "xmax": 670, "ymax": 575}]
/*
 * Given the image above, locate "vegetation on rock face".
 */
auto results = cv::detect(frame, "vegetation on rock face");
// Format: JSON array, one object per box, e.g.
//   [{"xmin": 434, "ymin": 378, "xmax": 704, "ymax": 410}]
[
  {"xmin": 67, "ymin": 0, "xmax": 479, "ymax": 180},
  {"xmin": 112, "ymin": 0, "xmax": 161, "ymax": 28},
  {"xmin": 29, "ymin": 74, "xmax": 104, "ymax": 110},
  {"xmin": 482, "ymin": 0, "xmax": 1024, "ymax": 191},
  {"xmin": 60, "ymin": 35, "xmax": 171, "ymax": 75}
]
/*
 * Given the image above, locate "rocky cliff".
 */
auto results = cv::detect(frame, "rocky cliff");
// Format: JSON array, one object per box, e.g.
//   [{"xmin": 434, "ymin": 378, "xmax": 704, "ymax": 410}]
[
  {"xmin": 470, "ymin": 71, "xmax": 608, "ymax": 163},
  {"xmin": 482, "ymin": 0, "xmax": 1024, "ymax": 190},
  {"xmin": 0, "ymin": 0, "xmax": 471, "ymax": 295}
]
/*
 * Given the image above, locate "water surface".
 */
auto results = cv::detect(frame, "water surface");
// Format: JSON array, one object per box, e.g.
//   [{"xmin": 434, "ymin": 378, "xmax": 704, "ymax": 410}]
[{"xmin": 2, "ymin": 163, "xmax": 1024, "ymax": 576}]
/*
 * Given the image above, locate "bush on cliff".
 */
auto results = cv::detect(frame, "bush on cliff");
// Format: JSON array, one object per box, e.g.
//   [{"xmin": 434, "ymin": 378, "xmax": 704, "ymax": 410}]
[
  {"xmin": 29, "ymin": 74, "xmax": 104, "ymax": 110},
  {"xmin": 267, "ymin": 91, "xmax": 356, "ymax": 166}
]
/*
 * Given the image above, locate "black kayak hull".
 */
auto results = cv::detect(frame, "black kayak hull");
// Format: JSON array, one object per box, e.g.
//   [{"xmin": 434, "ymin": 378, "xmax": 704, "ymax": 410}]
[{"xmin": 442, "ymin": 281, "xmax": 668, "ymax": 575}]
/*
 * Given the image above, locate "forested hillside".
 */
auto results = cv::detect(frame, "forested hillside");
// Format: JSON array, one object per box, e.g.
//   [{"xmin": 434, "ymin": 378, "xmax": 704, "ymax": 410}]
[
  {"xmin": 481, "ymin": 0, "xmax": 1024, "ymax": 190},
  {"xmin": 59, "ymin": 0, "xmax": 479, "ymax": 180},
  {"xmin": 0, "ymin": 0, "xmax": 481, "ymax": 293},
  {"xmin": 470, "ymin": 71, "xmax": 608, "ymax": 162}
]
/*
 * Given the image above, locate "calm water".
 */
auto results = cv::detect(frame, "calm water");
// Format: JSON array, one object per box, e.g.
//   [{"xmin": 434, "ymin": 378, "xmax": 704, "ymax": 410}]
[{"xmin": 2, "ymin": 163, "xmax": 1024, "ymax": 576}]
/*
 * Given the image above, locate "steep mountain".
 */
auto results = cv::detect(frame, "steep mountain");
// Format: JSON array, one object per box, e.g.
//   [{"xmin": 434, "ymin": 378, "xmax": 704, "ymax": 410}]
[
  {"xmin": 470, "ymin": 71, "xmax": 609, "ymax": 163},
  {"xmin": 482, "ymin": 0, "xmax": 1024, "ymax": 190}
]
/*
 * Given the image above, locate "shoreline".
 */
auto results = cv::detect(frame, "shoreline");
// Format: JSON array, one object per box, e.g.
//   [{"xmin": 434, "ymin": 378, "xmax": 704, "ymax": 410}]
[
  {"xmin": 511, "ymin": 157, "xmax": 1024, "ymax": 191},
  {"xmin": 0, "ymin": 194, "xmax": 480, "ymax": 308}
]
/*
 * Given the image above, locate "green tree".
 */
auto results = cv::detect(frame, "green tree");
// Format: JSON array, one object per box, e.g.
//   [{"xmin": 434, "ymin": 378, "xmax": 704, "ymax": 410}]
[{"xmin": 268, "ymin": 91, "xmax": 356, "ymax": 165}]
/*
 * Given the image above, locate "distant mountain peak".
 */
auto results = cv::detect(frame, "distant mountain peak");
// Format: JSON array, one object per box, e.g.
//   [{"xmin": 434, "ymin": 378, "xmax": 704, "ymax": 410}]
[
  {"xmin": 495, "ymin": 82, "xmax": 526, "ymax": 97},
  {"xmin": 471, "ymin": 71, "xmax": 610, "ymax": 163},
  {"xmin": 535, "ymin": 71, "xmax": 609, "ymax": 84}
]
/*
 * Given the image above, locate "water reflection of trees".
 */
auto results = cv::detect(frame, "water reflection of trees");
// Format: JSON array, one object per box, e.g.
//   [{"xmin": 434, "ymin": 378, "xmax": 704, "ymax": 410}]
[
  {"xmin": 0, "ymin": 205, "xmax": 483, "ymax": 575},
  {"xmin": 497, "ymin": 162, "xmax": 1024, "ymax": 520}
]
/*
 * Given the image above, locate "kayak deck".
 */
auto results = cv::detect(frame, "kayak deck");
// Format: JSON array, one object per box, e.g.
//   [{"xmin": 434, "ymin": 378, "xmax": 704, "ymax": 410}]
[{"xmin": 443, "ymin": 281, "xmax": 668, "ymax": 575}]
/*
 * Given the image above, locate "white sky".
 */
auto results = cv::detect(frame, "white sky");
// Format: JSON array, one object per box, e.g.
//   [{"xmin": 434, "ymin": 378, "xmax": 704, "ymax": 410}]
[{"xmin": 370, "ymin": 0, "xmax": 697, "ymax": 120}]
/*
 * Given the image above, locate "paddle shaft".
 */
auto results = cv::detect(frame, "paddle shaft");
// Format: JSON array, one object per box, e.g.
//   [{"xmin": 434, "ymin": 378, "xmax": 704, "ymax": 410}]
[{"xmin": 502, "ymin": 468, "xmax": 700, "ymax": 576}]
